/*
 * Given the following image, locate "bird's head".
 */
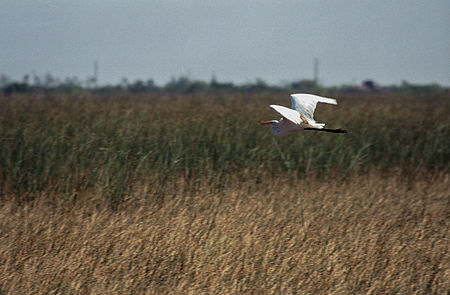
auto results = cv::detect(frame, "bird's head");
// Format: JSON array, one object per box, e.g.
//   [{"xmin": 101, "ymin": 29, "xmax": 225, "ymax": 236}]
[{"xmin": 258, "ymin": 120, "xmax": 278, "ymax": 125}]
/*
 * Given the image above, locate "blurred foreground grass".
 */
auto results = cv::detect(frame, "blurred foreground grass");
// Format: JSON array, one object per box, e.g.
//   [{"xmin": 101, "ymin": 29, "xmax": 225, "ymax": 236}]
[{"xmin": 0, "ymin": 173, "xmax": 448, "ymax": 294}]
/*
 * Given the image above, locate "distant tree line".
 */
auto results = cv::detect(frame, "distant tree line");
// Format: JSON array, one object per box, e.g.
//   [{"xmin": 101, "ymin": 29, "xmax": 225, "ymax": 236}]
[{"xmin": 0, "ymin": 73, "xmax": 448, "ymax": 95}]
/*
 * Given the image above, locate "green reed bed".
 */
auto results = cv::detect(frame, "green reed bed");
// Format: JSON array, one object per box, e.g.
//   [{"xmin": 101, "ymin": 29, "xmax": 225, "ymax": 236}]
[{"xmin": 0, "ymin": 93, "xmax": 448, "ymax": 203}]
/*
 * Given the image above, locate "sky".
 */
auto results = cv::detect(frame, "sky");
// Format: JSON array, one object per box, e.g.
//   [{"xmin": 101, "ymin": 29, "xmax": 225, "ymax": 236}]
[{"xmin": 1, "ymin": 0, "xmax": 449, "ymax": 86}]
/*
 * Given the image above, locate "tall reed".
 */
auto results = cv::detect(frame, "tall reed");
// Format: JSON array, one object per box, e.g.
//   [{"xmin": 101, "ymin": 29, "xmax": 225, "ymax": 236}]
[{"xmin": 0, "ymin": 93, "xmax": 448, "ymax": 204}]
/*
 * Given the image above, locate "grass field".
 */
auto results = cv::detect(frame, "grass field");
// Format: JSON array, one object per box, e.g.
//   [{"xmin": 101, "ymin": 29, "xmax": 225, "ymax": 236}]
[{"xmin": 0, "ymin": 93, "xmax": 449, "ymax": 293}]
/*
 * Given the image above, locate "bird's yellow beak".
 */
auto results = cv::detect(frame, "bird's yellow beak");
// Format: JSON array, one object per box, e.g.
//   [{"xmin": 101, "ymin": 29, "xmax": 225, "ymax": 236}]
[{"xmin": 258, "ymin": 121, "xmax": 272, "ymax": 125}]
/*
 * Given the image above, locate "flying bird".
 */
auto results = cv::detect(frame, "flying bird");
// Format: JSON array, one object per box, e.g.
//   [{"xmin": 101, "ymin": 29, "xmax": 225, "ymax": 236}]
[{"xmin": 259, "ymin": 93, "xmax": 347, "ymax": 137}]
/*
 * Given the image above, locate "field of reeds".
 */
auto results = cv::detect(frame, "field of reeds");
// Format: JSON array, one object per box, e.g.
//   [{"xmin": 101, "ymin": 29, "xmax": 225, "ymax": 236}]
[{"xmin": 0, "ymin": 93, "xmax": 449, "ymax": 294}]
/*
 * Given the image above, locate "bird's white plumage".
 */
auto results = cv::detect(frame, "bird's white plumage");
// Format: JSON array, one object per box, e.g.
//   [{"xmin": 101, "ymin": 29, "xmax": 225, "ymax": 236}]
[
  {"xmin": 260, "ymin": 93, "xmax": 342, "ymax": 137},
  {"xmin": 290, "ymin": 93, "xmax": 337, "ymax": 122},
  {"xmin": 269, "ymin": 105, "xmax": 302, "ymax": 125}
]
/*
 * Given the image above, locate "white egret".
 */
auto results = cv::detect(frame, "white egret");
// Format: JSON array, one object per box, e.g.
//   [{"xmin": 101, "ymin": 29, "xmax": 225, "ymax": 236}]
[{"xmin": 259, "ymin": 93, "xmax": 347, "ymax": 137}]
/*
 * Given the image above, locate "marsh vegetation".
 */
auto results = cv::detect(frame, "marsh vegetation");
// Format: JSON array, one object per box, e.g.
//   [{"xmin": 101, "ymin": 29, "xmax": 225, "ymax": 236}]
[{"xmin": 0, "ymin": 93, "xmax": 448, "ymax": 293}]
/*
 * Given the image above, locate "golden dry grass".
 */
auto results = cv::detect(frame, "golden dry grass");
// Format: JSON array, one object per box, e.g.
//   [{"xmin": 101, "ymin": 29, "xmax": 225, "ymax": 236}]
[{"xmin": 1, "ymin": 173, "xmax": 448, "ymax": 294}]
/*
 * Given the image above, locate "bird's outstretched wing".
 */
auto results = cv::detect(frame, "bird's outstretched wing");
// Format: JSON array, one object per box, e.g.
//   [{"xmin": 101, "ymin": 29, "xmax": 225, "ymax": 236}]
[
  {"xmin": 270, "ymin": 105, "xmax": 301, "ymax": 124},
  {"xmin": 290, "ymin": 93, "xmax": 337, "ymax": 121}
]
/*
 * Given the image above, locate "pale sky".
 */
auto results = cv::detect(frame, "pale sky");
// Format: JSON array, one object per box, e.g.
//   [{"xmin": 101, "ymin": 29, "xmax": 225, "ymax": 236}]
[{"xmin": 1, "ymin": 0, "xmax": 449, "ymax": 86}]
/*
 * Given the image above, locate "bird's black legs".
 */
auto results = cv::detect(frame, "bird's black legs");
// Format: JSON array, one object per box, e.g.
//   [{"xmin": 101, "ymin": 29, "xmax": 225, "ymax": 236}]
[{"xmin": 304, "ymin": 128, "xmax": 347, "ymax": 133}]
